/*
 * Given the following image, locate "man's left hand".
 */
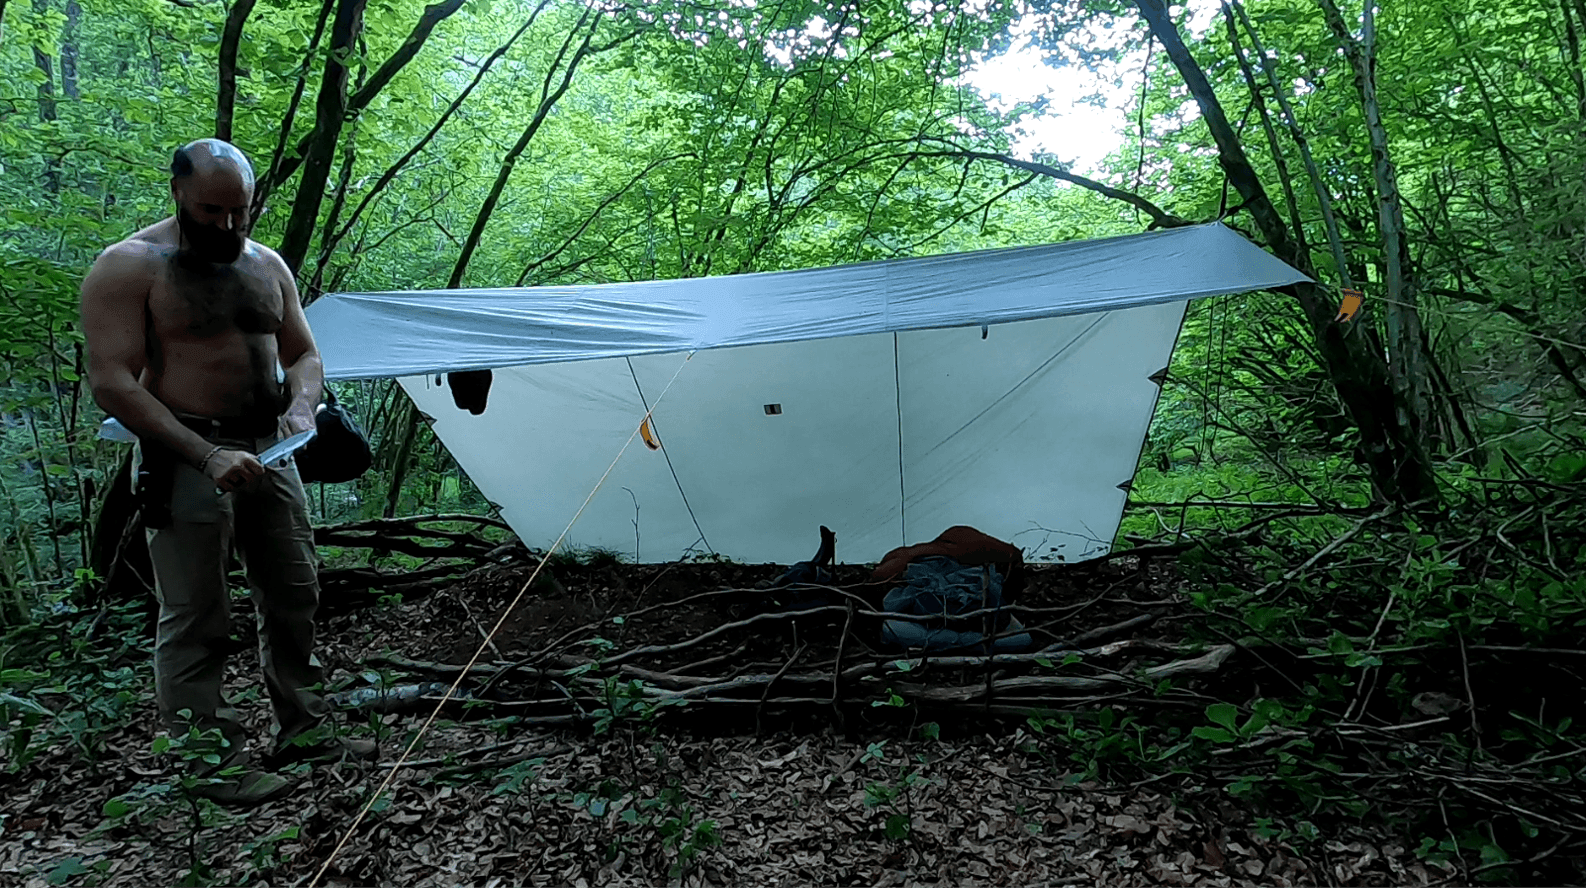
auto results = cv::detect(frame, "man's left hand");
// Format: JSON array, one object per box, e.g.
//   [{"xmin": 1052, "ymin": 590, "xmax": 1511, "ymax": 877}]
[{"xmin": 284, "ymin": 401, "xmax": 318, "ymax": 436}]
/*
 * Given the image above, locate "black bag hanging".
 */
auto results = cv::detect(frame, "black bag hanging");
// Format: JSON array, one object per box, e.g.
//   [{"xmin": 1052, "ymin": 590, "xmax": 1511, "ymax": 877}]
[{"xmin": 295, "ymin": 384, "xmax": 372, "ymax": 484}]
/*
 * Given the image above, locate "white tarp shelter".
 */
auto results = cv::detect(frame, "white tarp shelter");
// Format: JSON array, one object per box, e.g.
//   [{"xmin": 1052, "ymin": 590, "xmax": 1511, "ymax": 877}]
[{"xmin": 306, "ymin": 222, "xmax": 1309, "ymax": 565}]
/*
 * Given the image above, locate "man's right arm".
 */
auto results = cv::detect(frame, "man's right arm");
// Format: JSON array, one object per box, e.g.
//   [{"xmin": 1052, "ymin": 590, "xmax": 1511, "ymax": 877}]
[{"xmin": 81, "ymin": 244, "xmax": 217, "ymax": 468}]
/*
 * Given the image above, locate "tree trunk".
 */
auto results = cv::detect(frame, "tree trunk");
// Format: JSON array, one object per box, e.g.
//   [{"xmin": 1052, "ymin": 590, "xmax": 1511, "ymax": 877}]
[
  {"xmin": 146, "ymin": 22, "xmax": 161, "ymax": 89},
  {"xmin": 1227, "ymin": 0, "xmax": 1355, "ymax": 289},
  {"xmin": 60, "ymin": 0, "xmax": 79, "ymax": 100},
  {"xmin": 318, "ymin": 4, "xmax": 548, "ymax": 268},
  {"xmin": 31, "ymin": 0, "xmax": 58, "ymax": 191},
  {"xmin": 383, "ymin": 403, "xmax": 418, "ymax": 518},
  {"xmin": 30, "ymin": 0, "xmax": 55, "ymax": 120},
  {"xmin": 1134, "ymin": 0, "xmax": 1438, "ymax": 507},
  {"xmin": 215, "ymin": 0, "xmax": 256, "ymax": 141},
  {"xmin": 253, "ymin": 0, "xmax": 336, "ymax": 222},
  {"xmin": 307, "ymin": 43, "xmax": 368, "ymax": 299},
  {"xmin": 43, "ymin": 324, "xmax": 90, "ymax": 570},
  {"xmin": 265, "ymin": 0, "xmax": 468, "ymax": 194},
  {"xmin": 1562, "ymin": 0, "xmax": 1586, "ymax": 119},
  {"xmin": 1221, "ymin": 1, "xmax": 1307, "ymax": 254},
  {"xmin": 277, "ymin": 0, "xmax": 366, "ymax": 277},
  {"xmin": 1317, "ymin": 0, "xmax": 1434, "ymax": 453}
]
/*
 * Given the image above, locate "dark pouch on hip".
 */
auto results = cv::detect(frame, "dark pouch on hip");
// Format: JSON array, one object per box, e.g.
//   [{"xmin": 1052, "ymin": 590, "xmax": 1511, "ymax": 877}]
[{"xmin": 135, "ymin": 442, "xmax": 177, "ymax": 530}]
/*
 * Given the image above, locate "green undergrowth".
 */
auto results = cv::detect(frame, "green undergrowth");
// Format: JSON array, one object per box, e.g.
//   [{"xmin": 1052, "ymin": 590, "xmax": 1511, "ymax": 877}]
[
  {"xmin": 8, "ymin": 439, "xmax": 1586, "ymax": 884},
  {"xmin": 2, "ymin": 596, "xmax": 149, "ymax": 779},
  {"xmin": 1095, "ymin": 440, "xmax": 1586, "ymax": 883}
]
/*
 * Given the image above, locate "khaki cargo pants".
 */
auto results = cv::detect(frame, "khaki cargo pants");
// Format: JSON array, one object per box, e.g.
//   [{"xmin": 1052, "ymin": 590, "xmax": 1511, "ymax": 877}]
[{"xmin": 142, "ymin": 428, "xmax": 329, "ymax": 760}]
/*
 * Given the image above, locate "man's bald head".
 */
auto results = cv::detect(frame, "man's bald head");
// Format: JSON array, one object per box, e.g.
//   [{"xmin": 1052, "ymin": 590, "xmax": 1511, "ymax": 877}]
[
  {"xmin": 169, "ymin": 139, "xmax": 256, "ymax": 264},
  {"xmin": 170, "ymin": 138, "xmax": 256, "ymax": 189}
]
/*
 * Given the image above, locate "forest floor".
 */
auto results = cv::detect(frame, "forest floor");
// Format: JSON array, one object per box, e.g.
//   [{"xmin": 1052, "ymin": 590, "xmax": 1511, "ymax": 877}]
[{"xmin": 3, "ymin": 554, "xmax": 1465, "ymax": 887}]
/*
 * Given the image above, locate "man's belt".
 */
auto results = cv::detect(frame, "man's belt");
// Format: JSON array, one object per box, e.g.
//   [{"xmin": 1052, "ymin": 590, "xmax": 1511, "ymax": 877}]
[{"xmin": 177, "ymin": 413, "xmax": 280, "ymax": 440}]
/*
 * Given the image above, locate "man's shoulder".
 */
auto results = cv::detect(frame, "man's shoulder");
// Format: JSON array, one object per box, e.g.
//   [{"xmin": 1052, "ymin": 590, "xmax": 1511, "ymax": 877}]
[
  {"xmin": 119, "ymin": 217, "xmax": 178, "ymax": 251},
  {"xmin": 244, "ymin": 240, "xmax": 291, "ymax": 275},
  {"xmin": 87, "ymin": 237, "xmax": 165, "ymax": 284},
  {"xmin": 96, "ymin": 221, "xmax": 177, "ymax": 268}
]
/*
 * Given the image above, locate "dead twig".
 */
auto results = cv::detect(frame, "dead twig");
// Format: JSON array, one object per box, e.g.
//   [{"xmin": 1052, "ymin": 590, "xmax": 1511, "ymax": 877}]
[
  {"xmin": 389, "ymin": 741, "xmax": 570, "ymax": 771},
  {"xmin": 429, "ymin": 745, "xmax": 573, "ymax": 781},
  {"xmin": 1058, "ymin": 614, "xmax": 1158, "ymax": 648},
  {"xmin": 1458, "ymin": 629, "xmax": 1481, "ymax": 752},
  {"xmin": 832, "ymin": 601, "xmax": 856, "ymax": 728},
  {"xmin": 449, "ymin": 588, "xmax": 503, "ymax": 660},
  {"xmin": 1260, "ymin": 504, "xmax": 1405, "ymax": 601},
  {"xmin": 756, "ymin": 642, "xmax": 806, "ymax": 733}
]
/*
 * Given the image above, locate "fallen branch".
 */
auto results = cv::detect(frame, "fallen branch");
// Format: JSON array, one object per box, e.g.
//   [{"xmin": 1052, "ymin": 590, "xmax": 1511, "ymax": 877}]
[
  {"xmin": 881, "ymin": 645, "xmax": 1235, "ymax": 703},
  {"xmin": 369, "ymin": 621, "xmax": 1184, "ymax": 690},
  {"xmin": 315, "ymin": 514, "xmax": 517, "ymax": 560},
  {"xmin": 1059, "ymin": 614, "xmax": 1158, "ymax": 648},
  {"xmin": 425, "ymin": 645, "xmax": 1233, "ymax": 711}
]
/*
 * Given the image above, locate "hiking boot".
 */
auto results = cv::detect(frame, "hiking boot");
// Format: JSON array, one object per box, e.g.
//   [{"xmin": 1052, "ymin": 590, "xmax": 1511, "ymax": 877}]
[
  {"xmin": 189, "ymin": 769, "xmax": 298, "ymax": 807},
  {"xmin": 266, "ymin": 735, "xmax": 379, "ymax": 769}
]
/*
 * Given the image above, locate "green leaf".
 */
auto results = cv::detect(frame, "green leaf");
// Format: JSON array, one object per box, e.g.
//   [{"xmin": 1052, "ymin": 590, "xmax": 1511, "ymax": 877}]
[
  {"xmin": 1478, "ymin": 841, "xmax": 1509, "ymax": 866},
  {"xmin": 1344, "ymin": 651, "xmax": 1382, "ymax": 668},
  {"xmin": 1192, "ymin": 726, "xmax": 1235, "ymax": 743},
  {"xmin": 46, "ymin": 857, "xmax": 89, "ymax": 885},
  {"xmin": 1206, "ymin": 702, "xmax": 1239, "ymax": 731},
  {"xmin": 1227, "ymin": 774, "xmax": 1260, "ymax": 797},
  {"xmin": 102, "ymin": 798, "xmax": 131, "ymax": 819},
  {"xmin": 1245, "ymin": 606, "xmax": 1286, "ymax": 632},
  {"xmin": 0, "ymin": 692, "xmax": 54, "ymax": 716},
  {"xmin": 1545, "ymin": 453, "xmax": 1586, "ymax": 483},
  {"xmin": 884, "ymin": 813, "xmax": 911, "ymax": 840},
  {"xmin": 1240, "ymin": 709, "xmax": 1270, "ymax": 738}
]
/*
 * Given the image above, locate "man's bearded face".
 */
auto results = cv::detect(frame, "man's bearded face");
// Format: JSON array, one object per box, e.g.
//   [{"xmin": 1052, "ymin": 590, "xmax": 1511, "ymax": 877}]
[{"xmin": 176, "ymin": 203, "xmax": 247, "ymax": 265}]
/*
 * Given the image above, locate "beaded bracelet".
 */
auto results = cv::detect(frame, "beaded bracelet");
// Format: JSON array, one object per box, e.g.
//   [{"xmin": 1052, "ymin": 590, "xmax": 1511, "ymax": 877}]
[{"xmin": 197, "ymin": 446, "xmax": 223, "ymax": 474}]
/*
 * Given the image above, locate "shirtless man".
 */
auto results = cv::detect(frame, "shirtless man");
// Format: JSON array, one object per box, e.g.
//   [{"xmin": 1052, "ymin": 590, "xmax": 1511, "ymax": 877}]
[{"xmin": 81, "ymin": 139, "xmax": 373, "ymax": 805}]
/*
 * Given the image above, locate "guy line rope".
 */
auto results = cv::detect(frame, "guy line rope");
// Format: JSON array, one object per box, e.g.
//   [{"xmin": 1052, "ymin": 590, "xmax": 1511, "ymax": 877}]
[{"xmin": 308, "ymin": 352, "xmax": 695, "ymax": 887}]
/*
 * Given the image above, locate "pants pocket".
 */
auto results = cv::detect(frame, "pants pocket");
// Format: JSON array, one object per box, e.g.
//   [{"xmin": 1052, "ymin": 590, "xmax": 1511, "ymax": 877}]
[{"xmin": 169, "ymin": 464, "xmax": 225, "ymax": 524}]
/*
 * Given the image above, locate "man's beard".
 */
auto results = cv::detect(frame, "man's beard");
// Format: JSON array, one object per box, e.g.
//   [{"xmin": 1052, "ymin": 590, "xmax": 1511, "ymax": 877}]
[{"xmin": 176, "ymin": 205, "xmax": 246, "ymax": 265}]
